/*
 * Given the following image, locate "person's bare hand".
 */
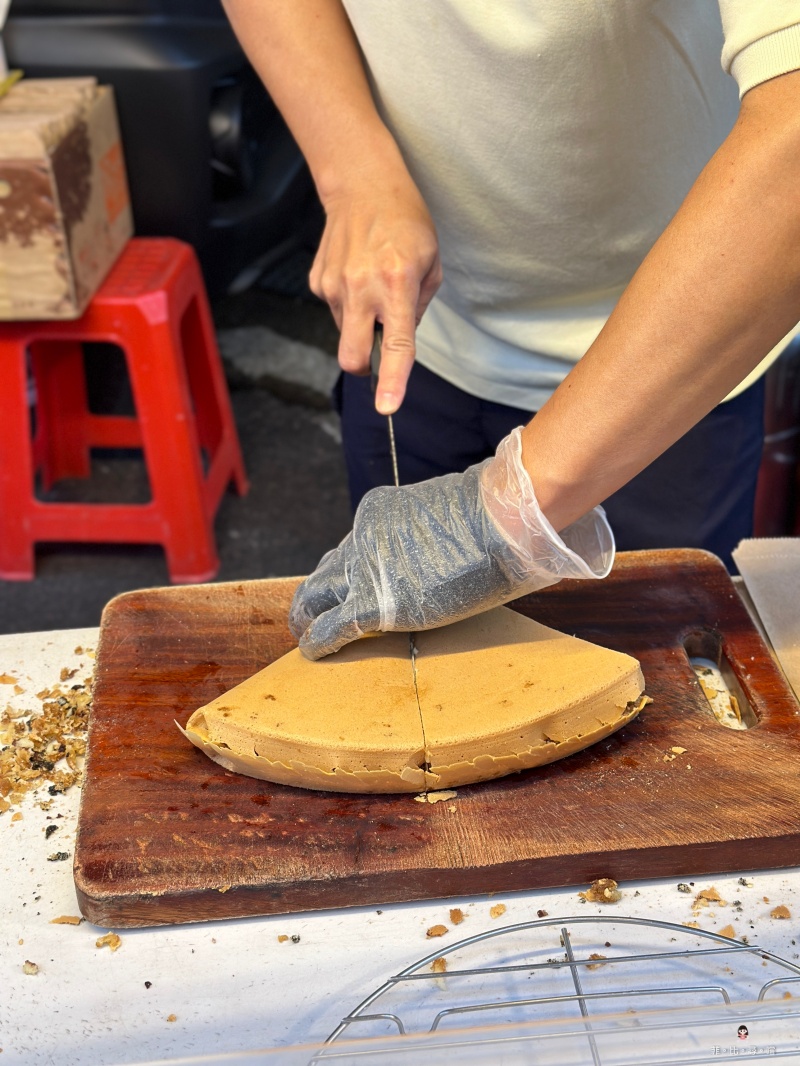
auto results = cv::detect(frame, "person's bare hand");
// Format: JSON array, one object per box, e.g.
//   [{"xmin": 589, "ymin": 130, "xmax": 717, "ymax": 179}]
[{"xmin": 310, "ymin": 175, "xmax": 441, "ymax": 414}]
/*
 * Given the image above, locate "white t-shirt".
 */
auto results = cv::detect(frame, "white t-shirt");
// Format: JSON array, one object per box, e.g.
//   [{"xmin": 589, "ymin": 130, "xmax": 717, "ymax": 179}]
[{"xmin": 343, "ymin": 1, "xmax": 800, "ymax": 410}]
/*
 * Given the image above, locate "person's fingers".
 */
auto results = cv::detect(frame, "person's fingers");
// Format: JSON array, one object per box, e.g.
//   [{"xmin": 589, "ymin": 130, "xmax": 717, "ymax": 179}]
[
  {"xmin": 310, "ymin": 235, "xmax": 343, "ymax": 330},
  {"xmin": 297, "ymin": 602, "xmax": 364, "ymax": 660},
  {"xmin": 287, "ymin": 542, "xmax": 351, "ymax": 639},
  {"xmin": 375, "ymin": 287, "xmax": 419, "ymax": 415},
  {"xmin": 338, "ymin": 295, "xmax": 376, "ymax": 376},
  {"xmin": 416, "ymin": 251, "xmax": 443, "ymax": 322}
]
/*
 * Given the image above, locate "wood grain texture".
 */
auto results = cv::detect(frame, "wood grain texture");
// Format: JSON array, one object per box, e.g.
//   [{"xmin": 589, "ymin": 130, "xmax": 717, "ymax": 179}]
[{"xmin": 74, "ymin": 550, "xmax": 800, "ymax": 927}]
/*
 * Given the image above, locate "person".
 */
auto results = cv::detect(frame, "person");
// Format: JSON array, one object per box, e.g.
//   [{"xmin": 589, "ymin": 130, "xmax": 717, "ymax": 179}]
[{"xmin": 222, "ymin": 1, "xmax": 800, "ymax": 659}]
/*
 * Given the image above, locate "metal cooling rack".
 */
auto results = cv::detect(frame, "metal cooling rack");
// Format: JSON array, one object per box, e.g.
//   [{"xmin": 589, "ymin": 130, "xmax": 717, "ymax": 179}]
[{"xmin": 310, "ymin": 915, "xmax": 800, "ymax": 1064}]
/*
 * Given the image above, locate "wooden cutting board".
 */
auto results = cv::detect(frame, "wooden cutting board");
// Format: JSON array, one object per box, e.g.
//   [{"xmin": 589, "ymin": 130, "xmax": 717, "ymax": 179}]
[{"xmin": 74, "ymin": 549, "xmax": 800, "ymax": 927}]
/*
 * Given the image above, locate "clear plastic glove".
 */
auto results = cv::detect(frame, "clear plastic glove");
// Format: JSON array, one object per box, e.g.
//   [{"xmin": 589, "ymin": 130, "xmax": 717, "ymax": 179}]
[{"xmin": 289, "ymin": 427, "xmax": 614, "ymax": 659}]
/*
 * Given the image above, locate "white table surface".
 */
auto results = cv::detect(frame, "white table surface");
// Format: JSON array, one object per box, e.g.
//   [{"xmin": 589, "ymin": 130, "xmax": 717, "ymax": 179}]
[{"xmin": 3, "ymin": 627, "xmax": 800, "ymax": 1066}]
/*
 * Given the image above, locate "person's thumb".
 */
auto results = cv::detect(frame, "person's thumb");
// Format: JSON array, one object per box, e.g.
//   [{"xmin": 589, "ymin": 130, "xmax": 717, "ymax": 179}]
[{"xmin": 297, "ymin": 602, "xmax": 366, "ymax": 661}]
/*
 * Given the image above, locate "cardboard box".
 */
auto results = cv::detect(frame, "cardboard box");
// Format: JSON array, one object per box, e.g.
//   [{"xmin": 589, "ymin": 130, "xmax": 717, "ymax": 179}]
[{"xmin": 0, "ymin": 77, "xmax": 133, "ymax": 319}]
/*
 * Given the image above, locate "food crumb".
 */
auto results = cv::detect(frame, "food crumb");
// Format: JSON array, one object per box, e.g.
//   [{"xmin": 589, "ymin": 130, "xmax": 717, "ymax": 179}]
[
  {"xmin": 683, "ymin": 921, "xmax": 700, "ymax": 929},
  {"xmin": 449, "ymin": 908, "xmax": 464, "ymax": 925},
  {"xmin": 718, "ymin": 925, "xmax": 736, "ymax": 939},
  {"xmin": 74, "ymin": 647, "xmax": 83, "ymax": 655},
  {"xmin": 50, "ymin": 915, "xmax": 82, "ymax": 925},
  {"xmin": 771, "ymin": 905, "xmax": 791, "ymax": 920},
  {"xmin": 22, "ymin": 960, "xmax": 39, "ymax": 975},
  {"xmin": 677, "ymin": 883, "xmax": 691, "ymax": 893},
  {"xmin": 537, "ymin": 909, "xmax": 548, "ymax": 918},
  {"xmin": 431, "ymin": 957, "xmax": 447, "ymax": 974},
  {"xmin": 11, "ymin": 812, "xmax": 22, "ymax": 822},
  {"xmin": 586, "ymin": 953, "xmax": 607, "ymax": 970},
  {"xmin": 46, "ymin": 852, "xmax": 70, "ymax": 862},
  {"xmin": 166, "ymin": 1014, "xmax": 177, "ymax": 1023},
  {"xmin": 490, "ymin": 904, "xmax": 507, "ymax": 919},
  {"xmin": 59, "ymin": 668, "xmax": 77, "ymax": 682},
  {"xmin": 414, "ymin": 790, "xmax": 457, "ymax": 804},
  {"xmin": 695, "ymin": 887, "xmax": 726, "ymax": 907},
  {"xmin": 277, "ymin": 935, "xmax": 289, "ymax": 943},
  {"xmin": 291, "ymin": 934, "xmax": 301, "ymax": 943},
  {"xmin": 580, "ymin": 878, "xmax": 622, "ymax": 904},
  {"xmin": 426, "ymin": 924, "xmax": 448, "ymax": 938},
  {"xmin": 671, "ymin": 746, "xmax": 687, "ymax": 755},
  {"xmin": 784, "ymin": 991, "xmax": 793, "ymax": 1000},
  {"xmin": 96, "ymin": 933, "xmax": 122, "ymax": 952}
]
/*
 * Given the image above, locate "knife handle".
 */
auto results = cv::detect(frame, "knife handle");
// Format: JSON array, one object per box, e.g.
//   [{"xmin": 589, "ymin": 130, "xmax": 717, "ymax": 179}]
[{"xmin": 370, "ymin": 323, "xmax": 383, "ymax": 395}]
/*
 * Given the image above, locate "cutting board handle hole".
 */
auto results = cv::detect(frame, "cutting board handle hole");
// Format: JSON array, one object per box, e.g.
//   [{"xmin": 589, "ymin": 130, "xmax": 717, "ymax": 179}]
[{"xmin": 683, "ymin": 629, "xmax": 756, "ymax": 730}]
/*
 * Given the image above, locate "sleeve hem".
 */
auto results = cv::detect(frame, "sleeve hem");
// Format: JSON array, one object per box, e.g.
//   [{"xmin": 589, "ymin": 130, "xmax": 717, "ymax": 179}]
[{"xmin": 730, "ymin": 23, "xmax": 800, "ymax": 98}]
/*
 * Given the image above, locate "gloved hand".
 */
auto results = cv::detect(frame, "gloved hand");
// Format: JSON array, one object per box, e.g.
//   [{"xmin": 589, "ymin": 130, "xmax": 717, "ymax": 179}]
[{"xmin": 289, "ymin": 427, "xmax": 614, "ymax": 659}]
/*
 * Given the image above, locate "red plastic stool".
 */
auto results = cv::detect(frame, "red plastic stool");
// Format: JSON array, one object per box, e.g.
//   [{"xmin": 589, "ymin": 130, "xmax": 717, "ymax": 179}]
[{"xmin": 0, "ymin": 238, "xmax": 249, "ymax": 583}]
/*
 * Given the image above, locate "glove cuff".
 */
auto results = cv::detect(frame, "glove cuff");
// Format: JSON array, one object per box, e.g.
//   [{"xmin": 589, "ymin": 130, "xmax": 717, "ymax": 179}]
[{"xmin": 479, "ymin": 427, "xmax": 615, "ymax": 586}]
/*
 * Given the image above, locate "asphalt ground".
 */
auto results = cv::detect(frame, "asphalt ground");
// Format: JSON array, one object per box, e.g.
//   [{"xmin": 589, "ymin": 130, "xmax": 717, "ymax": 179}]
[{"xmin": 0, "ymin": 282, "xmax": 352, "ymax": 636}]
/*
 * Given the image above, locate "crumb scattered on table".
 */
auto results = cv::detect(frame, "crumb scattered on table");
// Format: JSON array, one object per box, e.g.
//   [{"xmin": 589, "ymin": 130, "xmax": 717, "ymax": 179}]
[
  {"xmin": 580, "ymin": 878, "xmax": 622, "ymax": 904},
  {"xmin": 22, "ymin": 960, "xmax": 39, "ymax": 975},
  {"xmin": 490, "ymin": 904, "xmax": 507, "ymax": 919},
  {"xmin": 96, "ymin": 933, "xmax": 122, "ymax": 952},
  {"xmin": 449, "ymin": 908, "xmax": 464, "ymax": 925},
  {"xmin": 694, "ymin": 887, "xmax": 726, "ymax": 909},
  {"xmin": 586, "ymin": 953, "xmax": 607, "ymax": 970},
  {"xmin": 771, "ymin": 905, "xmax": 791, "ymax": 920},
  {"xmin": 426, "ymin": 924, "xmax": 448, "ymax": 938},
  {"xmin": 431, "ymin": 957, "xmax": 447, "ymax": 973},
  {"xmin": 50, "ymin": 915, "xmax": 82, "ymax": 926},
  {"xmin": 718, "ymin": 924, "xmax": 736, "ymax": 939},
  {"xmin": 166, "ymin": 1014, "xmax": 177, "ymax": 1023},
  {"xmin": 0, "ymin": 676, "xmax": 91, "ymax": 813},
  {"xmin": 277, "ymin": 935, "xmax": 289, "ymax": 943}
]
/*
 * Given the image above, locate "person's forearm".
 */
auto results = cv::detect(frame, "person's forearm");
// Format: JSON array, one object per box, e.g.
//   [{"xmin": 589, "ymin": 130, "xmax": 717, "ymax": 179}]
[
  {"xmin": 222, "ymin": 0, "xmax": 441, "ymax": 411},
  {"xmin": 221, "ymin": 0, "xmax": 407, "ymax": 203},
  {"xmin": 524, "ymin": 70, "xmax": 800, "ymax": 533}
]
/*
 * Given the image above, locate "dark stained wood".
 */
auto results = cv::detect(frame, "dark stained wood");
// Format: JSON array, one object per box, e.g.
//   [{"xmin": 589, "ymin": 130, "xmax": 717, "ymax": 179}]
[{"xmin": 74, "ymin": 550, "xmax": 800, "ymax": 927}]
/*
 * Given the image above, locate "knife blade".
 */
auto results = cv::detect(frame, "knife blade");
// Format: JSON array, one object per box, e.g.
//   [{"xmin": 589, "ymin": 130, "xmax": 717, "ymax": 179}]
[
  {"xmin": 369, "ymin": 324, "xmax": 420, "ymax": 708},
  {"xmin": 370, "ymin": 324, "xmax": 400, "ymax": 488}
]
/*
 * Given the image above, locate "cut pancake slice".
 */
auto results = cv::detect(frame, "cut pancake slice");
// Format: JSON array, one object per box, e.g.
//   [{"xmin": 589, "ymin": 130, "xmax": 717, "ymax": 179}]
[
  {"xmin": 180, "ymin": 606, "xmax": 646, "ymax": 793},
  {"xmin": 414, "ymin": 607, "xmax": 646, "ymax": 789},
  {"xmin": 180, "ymin": 633, "xmax": 428, "ymax": 793}
]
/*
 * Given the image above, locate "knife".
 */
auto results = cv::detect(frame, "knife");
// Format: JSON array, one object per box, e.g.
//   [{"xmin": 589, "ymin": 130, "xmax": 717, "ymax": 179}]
[
  {"xmin": 370, "ymin": 324, "xmax": 400, "ymax": 488},
  {"xmin": 370, "ymin": 325, "xmax": 420, "ymax": 690}
]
